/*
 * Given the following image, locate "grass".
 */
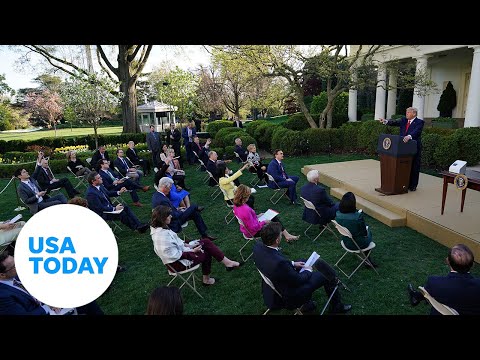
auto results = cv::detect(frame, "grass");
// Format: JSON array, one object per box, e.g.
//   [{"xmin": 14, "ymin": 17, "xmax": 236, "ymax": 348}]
[
  {"xmin": 0, "ymin": 126, "xmax": 123, "ymax": 142},
  {"xmin": 1, "ymin": 152, "xmax": 475, "ymax": 315}
]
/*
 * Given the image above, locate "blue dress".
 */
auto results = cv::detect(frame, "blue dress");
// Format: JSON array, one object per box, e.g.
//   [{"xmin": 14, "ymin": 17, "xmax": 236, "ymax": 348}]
[{"xmin": 169, "ymin": 187, "xmax": 189, "ymax": 208}]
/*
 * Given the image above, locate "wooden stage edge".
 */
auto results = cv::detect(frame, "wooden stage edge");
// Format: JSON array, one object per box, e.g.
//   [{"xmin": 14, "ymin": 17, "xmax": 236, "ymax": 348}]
[{"xmin": 302, "ymin": 159, "xmax": 480, "ymax": 261}]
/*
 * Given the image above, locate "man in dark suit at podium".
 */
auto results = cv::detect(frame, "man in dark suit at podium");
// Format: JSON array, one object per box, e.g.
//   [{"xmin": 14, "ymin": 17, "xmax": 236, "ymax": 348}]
[{"xmin": 379, "ymin": 107, "xmax": 424, "ymax": 191}]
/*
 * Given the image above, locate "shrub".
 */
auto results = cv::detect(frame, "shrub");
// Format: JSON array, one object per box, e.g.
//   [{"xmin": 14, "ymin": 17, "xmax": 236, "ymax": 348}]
[
  {"xmin": 283, "ymin": 113, "xmax": 310, "ymax": 131},
  {"xmin": 271, "ymin": 128, "xmax": 301, "ymax": 155},
  {"xmin": 206, "ymin": 120, "xmax": 233, "ymax": 138},
  {"xmin": 245, "ymin": 120, "xmax": 268, "ymax": 137},
  {"xmin": 421, "ymin": 133, "xmax": 443, "ymax": 167},
  {"xmin": 339, "ymin": 122, "xmax": 362, "ymax": 150},
  {"xmin": 214, "ymin": 127, "xmax": 245, "ymax": 148},
  {"xmin": 361, "ymin": 113, "xmax": 375, "ymax": 121},
  {"xmin": 254, "ymin": 122, "xmax": 278, "ymax": 150},
  {"xmin": 303, "ymin": 128, "xmax": 331, "ymax": 153},
  {"xmin": 222, "ymin": 132, "xmax": 256, "ymax": 151}
]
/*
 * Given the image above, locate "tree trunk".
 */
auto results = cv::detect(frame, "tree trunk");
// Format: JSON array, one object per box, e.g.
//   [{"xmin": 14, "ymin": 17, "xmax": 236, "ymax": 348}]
[
  {"xmin": 93, "ymin": 120, "xmax": 99, "ymax": 150},
  {"xmin": 54, "ymin": 122, "xmax": 57, "ymax": 137},
  {"xmin": 326, "ymin": 107, "xmax": 333, "ymax": 128},
  {"xmin": 118, "ymin": 46, "xmax": 139, "ymax": 133},
  {"xmin": 294, "ymin": 86, "xmax": 317, "ymax": 128}
]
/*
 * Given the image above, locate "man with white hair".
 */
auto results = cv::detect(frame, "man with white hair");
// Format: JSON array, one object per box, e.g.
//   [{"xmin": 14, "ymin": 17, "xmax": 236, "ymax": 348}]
[
  {"xmin": 152, "ymin": 177, "xmax": 216, "ymax": 241},
  {"xmin": 300, "ymin": 169, "xmax": 339, "ymax": 225},
  {"xmin": 234, "ymin": 138, "xmax": 247, "ymax": 163}
]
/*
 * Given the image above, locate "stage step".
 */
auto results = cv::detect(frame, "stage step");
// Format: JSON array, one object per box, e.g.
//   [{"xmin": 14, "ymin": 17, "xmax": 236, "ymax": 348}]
[{"xmin": 330, "ymin": 188, "xmax": 406, "ymax": 227}]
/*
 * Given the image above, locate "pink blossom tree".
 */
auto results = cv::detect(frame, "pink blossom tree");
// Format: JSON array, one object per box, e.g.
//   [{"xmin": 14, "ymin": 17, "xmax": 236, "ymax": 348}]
[{"xmin": 25, "ymin": 90, "xmax": 63, "ymax": 137}]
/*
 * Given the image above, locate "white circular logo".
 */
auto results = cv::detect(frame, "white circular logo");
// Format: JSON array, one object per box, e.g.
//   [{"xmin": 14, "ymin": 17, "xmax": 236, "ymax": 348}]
[{"xmin": 15, "ymin": 204, "xmax": 118, "ymax": 309}]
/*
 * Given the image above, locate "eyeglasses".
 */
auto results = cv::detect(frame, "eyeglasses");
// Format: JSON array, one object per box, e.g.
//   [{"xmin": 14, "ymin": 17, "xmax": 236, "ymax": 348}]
[{"xmin": 2, "ymin": 264, "xmax": 15, "ymax": 273}]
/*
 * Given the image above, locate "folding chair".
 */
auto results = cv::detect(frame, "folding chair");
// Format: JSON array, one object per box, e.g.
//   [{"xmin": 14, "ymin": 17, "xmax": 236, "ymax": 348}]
[
  {"xmin": 205, "ymin": 170, "xmax": 221, "ymax": 200},
  {"xmin": 300, "ymin": 196, "xmax": 338, "ymax": 242},
  {"xmin": 166, "ymin": 263, "xmax": 204, "ymax": 299},
  {"xmin": 192, "ymin": 151, "xmax": 202, "ymax": 171},
  {"xmin": 219, "ymin": 187, "xmax": 235, "ymax": 224},
  {"xmin": 247, "ymin": 162, "xmax": 261, "ymax": 187},
  {"xmin": 331, "ymin": 219, "xmax": 378, "ymax": 279},
  {"xmin": 86, "ymin": 157, "xmax": 93, "ymax": 170},
  {"xmin": 66, "ymin": 166, "xmax": 88, "ymax": 191},
  {"xmin": 256, "ymin": 269, "xmax": 303, "ymax": 315},
  {"xmin": 178, "ymin": 221, "xmax": 190, "ymax": 241},
  {"xmin": 265, "ymin": 173, "xmax": 290, "ymax": 205},
  {"xmin": 126, "ymin": 156, "xmax": 141, "ymax": 170},
  {"xmin": 234, "ymin": 215, "xmax": 257, "ymax": 262},
  {"xmin": 418, "ymin": 286, "xmax": 459, "ymax": 315}
]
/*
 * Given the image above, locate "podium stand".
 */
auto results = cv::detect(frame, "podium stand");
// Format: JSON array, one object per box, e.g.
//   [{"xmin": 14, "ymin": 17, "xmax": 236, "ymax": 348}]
[{"xmin": 375, "ymin": 134, "xmax": 417, "ymax": 195}]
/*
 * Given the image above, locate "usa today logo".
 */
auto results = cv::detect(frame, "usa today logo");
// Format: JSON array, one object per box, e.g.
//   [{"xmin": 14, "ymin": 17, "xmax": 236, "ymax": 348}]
[{"xmin": 15, "ymin": 204, "xmax": 118, "ymax": 309}]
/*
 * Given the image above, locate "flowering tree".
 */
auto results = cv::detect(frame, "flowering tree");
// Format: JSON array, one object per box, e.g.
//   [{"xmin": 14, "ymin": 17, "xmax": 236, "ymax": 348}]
[
  {"xmin": 25, "ymin": 90, "xmax": 63, "ymax": 136},
  {"xmin": 61, "ymin": 74, "xmax": 119, "ymax": 149}
]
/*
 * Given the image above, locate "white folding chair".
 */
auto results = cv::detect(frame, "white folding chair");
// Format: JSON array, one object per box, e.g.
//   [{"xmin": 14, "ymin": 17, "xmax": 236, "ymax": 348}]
[
  {"xmin": 300, "ymin": 196, "xmax": 338, "ymax": 242},
  {"xmin": 331, "ymin": 220, "xmax": 378, "ymax": 279},
  {"xmin": 166, "ymin": 263, "xmax": 204, "ymax": 299},
  {"xmin": 265, "ymin": 173, "xmax": 289, "ymax": 205},
  {"xmin": 192, "ymin": 151, "xmax": 202, "ymax": 171},
  {"xmin": 197, "ymin": 158, "xmax": 210, "ymax": 183},
  {"xmin": 126, "ymin": 156, "xmax": 141, "ymax": 170},
  {"xmin": 418, "ymin": 286, "xmax": 459, "ymax": 315},
  {"xmin": 219, "ymin": 187, "xmax": 235, "ymax": 224},
  {"xmin": 234, "ymin": 215, "xmax": 257, "ymax": 262},
  {"xmin": 247, "ymin": 162, "xmax": 261, "ymax": 187},
  {"xmin": 86, "ymin": 157, "xmax": 93, "ymax": 169},
  {"xmin": 66, "ymin": 166, "xmax": 88, "ymax": 191},
  {"xmin": 205, "ymin": 170, "xmax": 221, "ymax": 200},
  {"xmin": 256, "ymin": 269, "xmax": 303, "ymax": 315}
]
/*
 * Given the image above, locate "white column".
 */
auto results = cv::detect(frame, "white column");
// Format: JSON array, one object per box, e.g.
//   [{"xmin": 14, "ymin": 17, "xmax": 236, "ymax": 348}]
[
  {"xmin": 386, "ymin": 69, "xmax": 397, "ymax": 118},
  {"xmin": 464, "ymin": 45, "xmax": 480, "ymax": 128},
  {"xmin": 374, "ymin": 63, "xmax": 387, "ymax": 120},
  {"xmin": 348, "ymin": 68, "xmax": 357, "ymax": 121},
  {"xmin": 412, "ymin": 55, "xmax": 430, "ymax": 120}
]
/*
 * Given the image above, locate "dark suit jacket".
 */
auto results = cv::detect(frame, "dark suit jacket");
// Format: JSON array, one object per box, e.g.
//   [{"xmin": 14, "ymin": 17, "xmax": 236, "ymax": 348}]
[
  {"xmin": 17, "ymin": 179, "xmax": 44, "ymax": 214},
  {"xmin": 146, "ymin": 131, "xmax": 162, "ymax": 152},
  {"xmin": 85, "ymin": 184, "xmax": 118, "ymax": 216},
  {"xmin": 267, "ymin": 159, "xmax": 289, "ymax": 188},
  {"xmin": 32, "ymin": 165, "xmax": 53, "ymax": 191},
  {"xmin": 126, "ymin": 148, "xmax": 141, "ymax": 165},
  {"xmin": 233, "ymin": 120, "xmax": 243, "ymax": 128},
  {"xmin": 151, "ymin": 192, "xmax": 183, "ymax": 233},
  {"xmin": 206, "ymin": 160, "xmax": 219, "ymax": 186},
  {"xmin": 300, "ymin": 182, "xmax": 336, "ymax": 224},
  {"xmin": 425, "ymin": 272, "xmax": 480, "ymax": 315},
  {"xmin": 253, "ymin": 242, "xmax": 316, "ymax": 309},
  {"xmin": 91, "ymin": 150, "xmax": 113, "ymax": 170},
  {"xmin": 98, "ymin": 169, "xmax": 122, "ymax": 191},
  {"xmin": 235, "ymin": 145, "xmax": 247, "ymax": 162},
  {"xmin": 114, "ymin": 157, "xmax": 131, "ymax": 177},
  {"xmin": 181, "ymin": 127, "xmax": 197, "ymax": 144},
  {"xmin": 170, "ymin": 128, "xmax": 182, "ymax": 145},
  {"xmin": 0, "ymin": 282, "xmax": 47, "ymax": 315},
  {"xmin": 387, "ymin": 117, "xmax": 424, "ymax": 151}
]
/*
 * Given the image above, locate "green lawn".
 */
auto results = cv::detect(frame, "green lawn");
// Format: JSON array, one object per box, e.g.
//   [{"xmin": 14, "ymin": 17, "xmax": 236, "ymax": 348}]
[
  {"xmin": 1, "ymin": 152, "xmax": 474, "ymax": 315},
  {"xmin": 0, "ymin": 126, "xmax": 123, "ymax": 142}
]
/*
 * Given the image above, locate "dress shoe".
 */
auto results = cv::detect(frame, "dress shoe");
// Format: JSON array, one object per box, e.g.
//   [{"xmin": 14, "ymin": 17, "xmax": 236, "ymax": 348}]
[
  {"xmin": 197, "ymin": 206, "xmax": 205, "ymax": 212},
  {"xmin": 132, "ymin": 202, "xmax": 143, "ymax": 207},
  {"xmin": 142, "ymin": 186, "xmax": 150, "ymax": 192},
  {"xmin": 202, "ymin": 234, "xmax": 217, "ymax": 241},
  {"xmin": 408, "ymin": 283, "xmax": 422, "ymax": 306},
  {"xmin": 226, "ymin": 261, "xmax": 244, "ymax": 271},
  {"xmin": 329, "ymin": 303, "xmax": 352, "ymax": 314},
  {"xmin": 137, "ymin": 223, "xmax": 150, "ymax": 234},
  {"xmin": 300, "ymin": 300, "xmax": 317, "ymax": 313},
  {"xmin": 202, "ymin": 277, "xmax": 219, "ymax": 286},
  {"xmin": 409, "ymin": 187, "xmax": 417, "ymax": 191}
]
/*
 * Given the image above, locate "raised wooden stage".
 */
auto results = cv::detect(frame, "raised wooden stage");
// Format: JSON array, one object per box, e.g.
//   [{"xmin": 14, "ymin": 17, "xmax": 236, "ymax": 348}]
[{"xmin": 302, "ymin": 159, "xmax": 480, "ymax": 259}]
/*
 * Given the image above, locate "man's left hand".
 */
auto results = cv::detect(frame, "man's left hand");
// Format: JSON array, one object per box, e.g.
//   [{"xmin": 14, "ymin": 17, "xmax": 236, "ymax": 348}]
[{"xmin": 403, "ymin": 135, "xmax": 412, "ymax": 143}]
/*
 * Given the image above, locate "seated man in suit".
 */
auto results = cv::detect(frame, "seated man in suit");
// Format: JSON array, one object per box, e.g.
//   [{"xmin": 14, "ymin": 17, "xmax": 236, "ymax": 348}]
[
  {"xmin": 114, "ymin": 148, "xmax": 144, "ymax": 183},
  {"xmin": 0, "ymin": 252, "xmax": 104, "ymax": 315},
  {"xmin": 33, "ymin": 157, "xmax": 80, "ymax": 199},
  {"xmin": 14, "ymin": 168, "xmax": 67, "ymax": 214},
  {"xmin": 206, "ymin": 151, "xmax": 236, "ymax": 187},
  {"xmin": 300, "ymin": 169, "xmax": 339, "ymax": 225},
  {"xmin": 266, "ymin": 149, "xmax": 299, "ymax": 205},
  {"xmin": 253, "ymin": 222, "xmax": 351, "ymax": 314},
  {"xmin": 234, "ymin": 138, "xmax": 248, "ymax": 163},
  {"xmin": 152, "ymin": 177, "xmax": 216, "ymax": 241},
  {"xmin": 85, "ymin": 172, "xmax": 149, "ymax": 233},
  {"xmin": 192, "ymin": 136, "xmax": 210, "ymax": 170},
  {"xmin": 407, "ymin": 244, "xmax": 480, "ymax": 315},
  {"xmin": 91, "ymin": 145, "xmax": 115, "ymax": 171},
  {"xmin": 126, "ymin": 140, "xmax": 150, "ymax": 176},
  {"xmin": 97, "ymin": 159, "xmax": 150, "ymax": 207}
]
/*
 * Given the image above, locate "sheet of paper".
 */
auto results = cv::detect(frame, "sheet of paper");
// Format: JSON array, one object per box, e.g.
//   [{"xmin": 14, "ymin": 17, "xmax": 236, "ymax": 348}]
[
  {"xmin": 257, "ymin": 209, "xmax": 279, "ymax": 222},
  {"xmin": 103, "ymin": 208, "xmax": 124, "ymax": 214},
  {"xmin": 299, "ymin": 251, "xmax": 320, "ymax": 273},
  {"xmin": 8, "ymin": 214, "xmax": 22, "ymax": 224}
]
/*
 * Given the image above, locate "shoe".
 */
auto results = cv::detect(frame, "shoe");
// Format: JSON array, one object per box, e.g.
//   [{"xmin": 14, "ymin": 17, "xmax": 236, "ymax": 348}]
[
  {"xmin": 153, "ymin": 167, "xmax": 158, "ymax": 173},
  {"xmin": 409, "ymin": 187, "xmax": 417, "ymax": 191},
  {"xmin": 137, "ymin": 223, "xmax": 149, "ymax": 233},
  {"xmin": 250, "ymin": 188, "xmax": 257, "ymax": 194},
  {"xmin": 142, "ymin": 186, "xmax": 150, "ymax": 192},
  {"xmin": 329, "ymin": 303, "xmax": 352, "ymax": 314},
  {"xmin": 226, "ymin": 261, "xmax": 244, "ymax": 271},
  {"xmin": 202, "ymin": 278, "xmax": 219, "ymax": 286},
  {"xmin": 257, "ymin": 185, "xmax": 268, "ymax": 188},
  {"xmin": 197, "ymin": 206, "xmax": 205, "ymax": 212},
  {"xmin": 132, "ymin": 202, "xmax": 143, "ymax": 207},
  {"xmin": 116, "ymin": 265, "xmax": 127, "ymax": 273},
  {"xmin": 300, "ymin": 300, "xmax": 317, "ymax": 313},
  {"xmin": 408, "ymin": 283, "xmax": 422, "ymax": 306},
  {"xmin": 203, "ymin": 234, "xmax": 217, "ymax": 241}
]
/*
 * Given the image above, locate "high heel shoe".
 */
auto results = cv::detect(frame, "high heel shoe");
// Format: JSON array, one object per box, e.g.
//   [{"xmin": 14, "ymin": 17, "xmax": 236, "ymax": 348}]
[{"xmin": 226, "ymin": 261, "xmax": 244, "ymax": 271}]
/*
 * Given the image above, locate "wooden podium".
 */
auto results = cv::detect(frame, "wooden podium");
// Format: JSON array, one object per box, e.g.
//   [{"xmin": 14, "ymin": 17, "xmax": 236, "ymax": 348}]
[{"xmin": 375, "ymin": 134, "xmax": 417, "ymax": 195}]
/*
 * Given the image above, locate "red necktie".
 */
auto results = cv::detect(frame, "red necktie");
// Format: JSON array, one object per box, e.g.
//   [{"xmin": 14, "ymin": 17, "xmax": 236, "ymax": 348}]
[{"xmin": 405, "ymin": 120, "xmax": 411, "ymax": 134}]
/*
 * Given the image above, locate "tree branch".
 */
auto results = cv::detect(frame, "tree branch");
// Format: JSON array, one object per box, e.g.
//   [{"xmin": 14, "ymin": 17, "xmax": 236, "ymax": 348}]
[
  {"xmin": 95, "ymin": 47, "xmax": 117, "ymax": 83},
  {"xmin": 96, "ymin": 45, "xmax": 119, "ymax": 76},
  {"xmin": 131, "ymin": 45, "xmax": 153, "ymax": 82}
]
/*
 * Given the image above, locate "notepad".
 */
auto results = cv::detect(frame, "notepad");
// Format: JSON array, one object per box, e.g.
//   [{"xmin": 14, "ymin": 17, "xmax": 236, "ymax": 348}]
[
  {"xmin": 8, "ymin": 214, "xmax": 22, "ymax": 224},
  {"xmin": 257, "ymin": 209, "xmax": 279, "ymax": 222},
  {"xmin": 299, "ymin": 251, "xmax": 320, "ymax": 273}
]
